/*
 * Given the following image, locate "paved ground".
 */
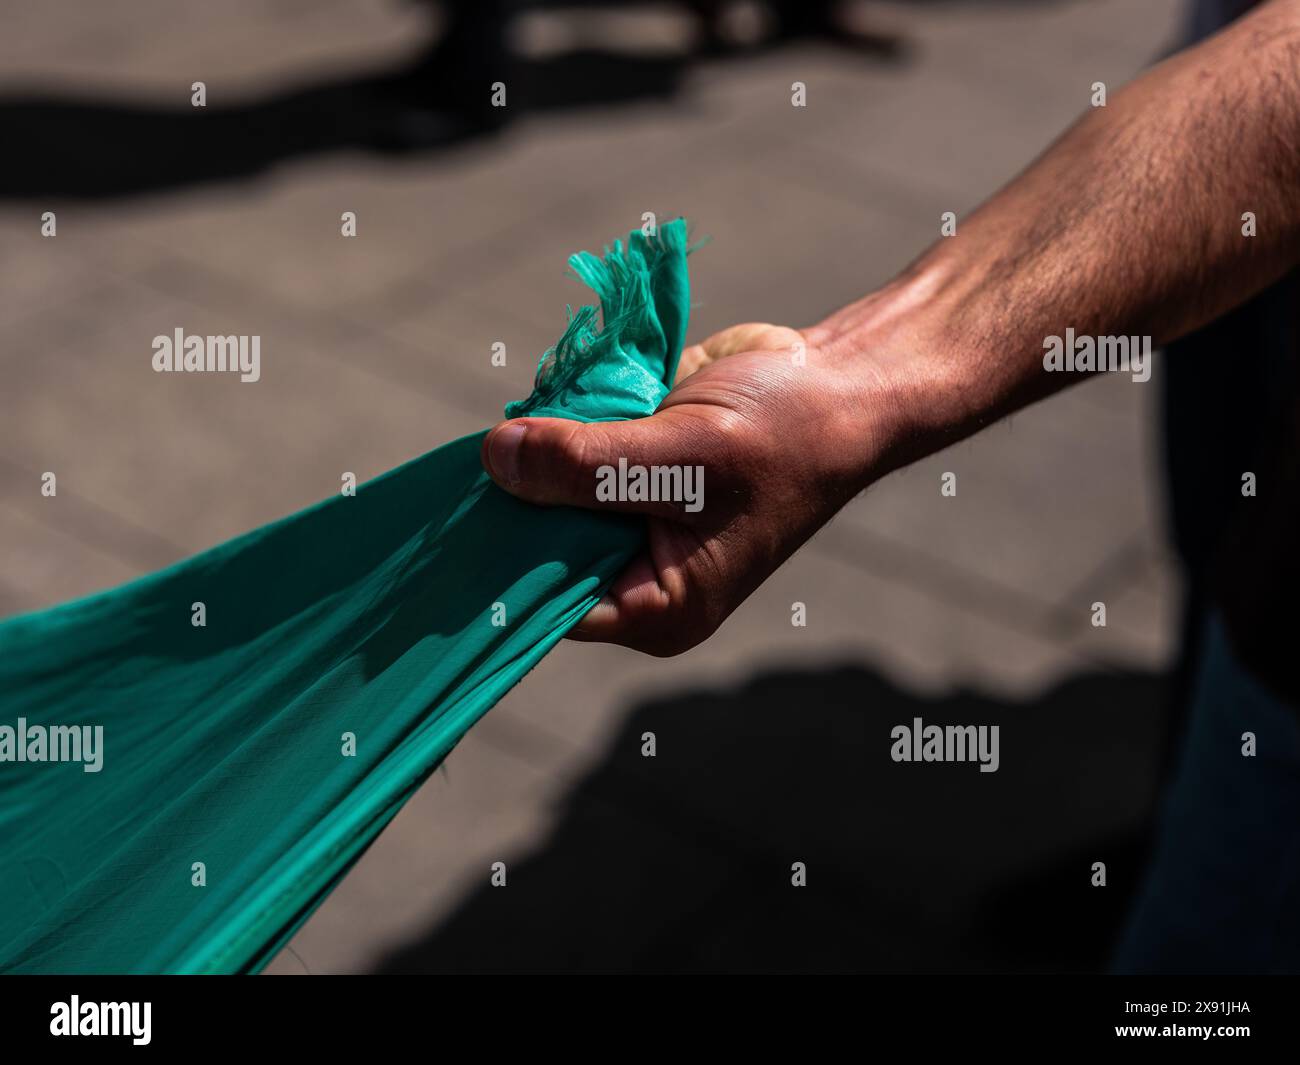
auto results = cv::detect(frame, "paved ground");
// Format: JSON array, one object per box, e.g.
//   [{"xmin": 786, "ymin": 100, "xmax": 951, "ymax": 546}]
[{"xmin": 0, "ymin": 0, "xmax": 1189, "ymax": 971}]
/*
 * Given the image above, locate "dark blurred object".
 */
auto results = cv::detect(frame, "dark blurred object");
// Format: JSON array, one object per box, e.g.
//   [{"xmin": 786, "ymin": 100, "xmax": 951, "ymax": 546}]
[{"xmin": 0, "ymin": 0, "xmax": 903, "ymax": 201}]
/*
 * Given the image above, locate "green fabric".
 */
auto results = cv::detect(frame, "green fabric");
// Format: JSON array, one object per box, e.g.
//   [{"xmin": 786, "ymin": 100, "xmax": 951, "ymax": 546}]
[{"xmin": 0, "ymin": 220, "xmax": 691, "ymax": 974}]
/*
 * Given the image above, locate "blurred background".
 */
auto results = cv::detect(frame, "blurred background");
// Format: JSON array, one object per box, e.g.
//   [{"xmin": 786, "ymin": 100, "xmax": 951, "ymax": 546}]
[{"xmin": 0, "ymin": 0, "xmax": 1187, "ymax": 972}]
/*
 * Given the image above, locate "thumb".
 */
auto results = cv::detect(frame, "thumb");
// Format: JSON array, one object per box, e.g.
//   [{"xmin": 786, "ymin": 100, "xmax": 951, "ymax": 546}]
[{"xmin": 481, "ymin": 413, "xmax": 711, "ymax": 518}]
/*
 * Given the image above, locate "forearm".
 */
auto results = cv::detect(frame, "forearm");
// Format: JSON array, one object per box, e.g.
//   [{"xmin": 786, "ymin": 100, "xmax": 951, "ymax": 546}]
[{"xmin": 815, "ymin": 0, "xmax": 1300, "ymax": 476}]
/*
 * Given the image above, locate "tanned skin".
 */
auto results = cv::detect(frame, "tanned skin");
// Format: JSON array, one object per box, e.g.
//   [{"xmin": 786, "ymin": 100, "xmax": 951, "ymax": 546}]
[{"xmin": 482, "ymin": 0, "xmax": 1300, "ymax": 661}]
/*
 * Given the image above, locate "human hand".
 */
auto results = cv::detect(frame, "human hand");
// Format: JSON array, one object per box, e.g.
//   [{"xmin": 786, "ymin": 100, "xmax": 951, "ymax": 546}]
[{"xmin": 481, "ymin": 320, "xmax": 905, "ymax": 655}]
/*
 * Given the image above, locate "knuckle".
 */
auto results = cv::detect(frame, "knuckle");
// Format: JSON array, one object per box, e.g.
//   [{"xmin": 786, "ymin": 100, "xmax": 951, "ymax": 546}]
[{"xmin": 701, "ymin": 412, "xmax": 759, "ymax": 480}]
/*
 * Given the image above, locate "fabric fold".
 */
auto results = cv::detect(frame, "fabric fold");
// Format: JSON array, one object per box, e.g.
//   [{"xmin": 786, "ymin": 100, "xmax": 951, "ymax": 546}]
[{"xmin": 0, "ymin": 218, "xmax": 692, "ymax": 974}]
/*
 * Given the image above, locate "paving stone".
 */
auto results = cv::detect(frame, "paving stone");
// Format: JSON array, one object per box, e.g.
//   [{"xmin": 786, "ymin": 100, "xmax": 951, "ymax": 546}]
[
  {"xmin": 0, "ymin": 499, "xmax": 140, "ymax": 616},
  {"xmin": 0, "ymin": 273, "xmax": 482, "ymax": 563},
  {"xmin": 831, "ymin": 369, "xmax": 1170, "ymax": 629},
  {"xmin": 0, "ymin": 0, "xmax": 424, "ymax": 90},
  {"xmin": 436, "ymin": 150, "xmax": 923, "ymax": 349}
]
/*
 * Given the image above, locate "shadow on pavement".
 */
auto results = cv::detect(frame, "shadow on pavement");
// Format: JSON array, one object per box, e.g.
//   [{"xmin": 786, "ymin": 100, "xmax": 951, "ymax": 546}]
[
  {"xmin": 0, "ymin": 2, "xmax": 907, "ymax": 201},
  {"xmin": 376, "ymin": 663, "xmax": 1169, "ymax": 973}
]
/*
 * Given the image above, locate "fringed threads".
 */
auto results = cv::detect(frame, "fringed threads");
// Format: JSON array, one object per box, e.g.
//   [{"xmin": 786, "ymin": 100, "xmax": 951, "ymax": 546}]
[{"xmin": 505, "ymin": 219, "xmax": 693, "ymax": 422}]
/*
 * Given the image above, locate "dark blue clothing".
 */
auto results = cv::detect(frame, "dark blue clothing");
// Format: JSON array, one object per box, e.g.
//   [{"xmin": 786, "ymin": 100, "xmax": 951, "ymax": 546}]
[{"xmin": 1115, "ymin": 614, "xmax": 1300, "ymax": 973}]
